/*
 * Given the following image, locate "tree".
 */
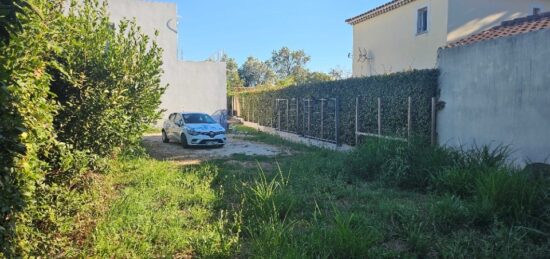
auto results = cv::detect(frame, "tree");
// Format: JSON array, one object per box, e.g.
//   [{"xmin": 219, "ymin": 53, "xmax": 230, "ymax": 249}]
[
  {"xmin": 239, "ymin": 56, "xmax": 275, "ymax": 87},
  {"xmin": 306, "ymin": 71, "xmax": 332, "ymax": 84},
  {"xmin": 220, "ymin": 54, "xmax": 243, "ymax": 91},
  {"xmin": 268, "ymin": 46, "xmax": 311, "ymax": 80},
  {"xmin": 328, "ymin": 67, "xmax": 344, "ymax": 80}
]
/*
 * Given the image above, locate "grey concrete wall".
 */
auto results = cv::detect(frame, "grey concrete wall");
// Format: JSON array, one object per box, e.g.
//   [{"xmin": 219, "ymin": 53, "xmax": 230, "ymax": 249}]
[
  {"xmin": 107, "ymin": 0, "xmax": 227, "ymax": 125},
  {"xmin": 437, "ymin": 28, "xmax": 550, "ymax": 165}
]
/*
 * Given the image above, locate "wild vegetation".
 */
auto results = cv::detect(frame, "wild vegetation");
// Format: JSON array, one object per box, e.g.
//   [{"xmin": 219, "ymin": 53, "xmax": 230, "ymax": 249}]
[
  {"xmin": 68, "ymin": 126, "xmax": 549, "ymax": 257},
  {"xmin": 0, "ymin": 0, "xmax": 164, "ymax": 256}
]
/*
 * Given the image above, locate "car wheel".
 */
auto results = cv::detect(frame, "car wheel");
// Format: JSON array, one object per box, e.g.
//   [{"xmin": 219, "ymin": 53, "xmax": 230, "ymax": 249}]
[
  {"xmin": 181, "ymin": 134, "xmax": 189, "ymax": 148},
  {"xmin": 162, "ymin": 130, "xmax": 169, "ymax": 143}
]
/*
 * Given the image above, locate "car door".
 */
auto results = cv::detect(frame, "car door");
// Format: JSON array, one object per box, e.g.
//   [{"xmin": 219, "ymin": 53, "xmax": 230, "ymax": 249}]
[
  {"xmin": 172, "ymin": 113, "xmax": 184, "ymax": 140},
  {"xmin": 166, "ymin": 113, "xmax": 176, "ymax": 140}
]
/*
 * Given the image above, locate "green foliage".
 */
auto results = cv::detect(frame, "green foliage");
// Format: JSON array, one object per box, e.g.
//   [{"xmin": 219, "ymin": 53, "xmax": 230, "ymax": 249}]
[
  {"xmin": 88, "ymin": 159, "xmax": 241, "ymax": 257},
  {"xmin": 52, "ymin": 1, "xmax": 165, "ymax": 156},
  {"xmin": 236, "ymin": 69, "xmax": 439, "ymax": 145},
  {"xmin": 239, "ymin": 56, "xmax": 276, "ymax": 87},
  {"xmin": 268, "ymin": 46, "xmax": 311, "ymax": 80},
  {"xmin": 0, "ymin": 0, "xmax": 165, "ymax": 256},
  {"xmin": 0, "ymin": 0, "xmax": 40, "ymax": 43}
]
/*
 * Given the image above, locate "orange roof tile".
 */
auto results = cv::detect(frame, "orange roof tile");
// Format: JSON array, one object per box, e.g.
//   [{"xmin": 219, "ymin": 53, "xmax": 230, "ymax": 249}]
[
  {"xmin": 345, "ymin": 0, "xmax": 418, "ymax": 25},
  {"xmin": 446, "ymin": 12, "xmax": 550, "ymax": 48}
]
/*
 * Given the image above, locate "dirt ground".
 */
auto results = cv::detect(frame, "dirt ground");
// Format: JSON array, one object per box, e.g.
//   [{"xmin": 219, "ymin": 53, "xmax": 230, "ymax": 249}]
[{"xmin": 142, "ymin": 133, "xmax": 284, "ymax": 165}]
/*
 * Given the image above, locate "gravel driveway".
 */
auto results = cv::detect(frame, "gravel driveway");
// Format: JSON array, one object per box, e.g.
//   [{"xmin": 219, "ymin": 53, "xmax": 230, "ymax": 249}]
[{"xmin": 142, "ymin": 133, "xmax": 283, "ymax": 165}]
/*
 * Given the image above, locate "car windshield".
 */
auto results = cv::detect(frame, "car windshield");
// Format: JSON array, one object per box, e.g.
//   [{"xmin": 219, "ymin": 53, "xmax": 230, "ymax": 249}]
[{"xmin": 183, "ymin": 113, "xmax": 216, "ymax": 124}]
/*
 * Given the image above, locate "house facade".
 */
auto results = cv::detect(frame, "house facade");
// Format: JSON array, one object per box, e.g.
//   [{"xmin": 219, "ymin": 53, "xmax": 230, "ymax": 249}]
[
  {"xmin": 346, "ymin": 0, "xmax": 550, "ymax": 77},
  {"xmin": 107, "ymin": 0, "xmax": 227, "ymax": 125}
]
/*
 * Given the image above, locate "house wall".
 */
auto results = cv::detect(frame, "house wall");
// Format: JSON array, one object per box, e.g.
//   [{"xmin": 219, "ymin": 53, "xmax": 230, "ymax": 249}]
[
  {"xmin": 437, "ymin": 29, "xmax": 550, "ymax": 166},
  {"xmin": 351, "ymin": 0, "xmax": 449, "ymax": 77},
  {"xmin": 107, "ymin": 0, "xmax": 227, "ymax": 125},
  {"xmin": 447, "ymin": 0, "xmax": 550, "ymax": 43}
]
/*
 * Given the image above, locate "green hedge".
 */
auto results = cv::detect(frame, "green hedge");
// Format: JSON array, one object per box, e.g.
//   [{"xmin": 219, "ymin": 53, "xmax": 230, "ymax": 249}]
[
  {"xmin": 0, "ymin": 0, "xmax": 165, "ymax": 256},
  {"xmin": 236, "ymin": 70, "xmax": 439, "ymax": 145}
]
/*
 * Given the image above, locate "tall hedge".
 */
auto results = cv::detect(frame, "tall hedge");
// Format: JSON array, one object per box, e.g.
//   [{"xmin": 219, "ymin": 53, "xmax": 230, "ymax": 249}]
[
  {"xmin": 0, "ymin": 0, "xmax": 165, "ymax": 256},
  {"xmin": 236, "ymin": 70, "xmax": 439, "ymax": 145}
]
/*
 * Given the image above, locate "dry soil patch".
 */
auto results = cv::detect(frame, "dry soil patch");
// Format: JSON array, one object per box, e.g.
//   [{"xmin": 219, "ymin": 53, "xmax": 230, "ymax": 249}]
[{"xmin": 142, "ymin": 133, "xmax": 283, "ymax": 165}]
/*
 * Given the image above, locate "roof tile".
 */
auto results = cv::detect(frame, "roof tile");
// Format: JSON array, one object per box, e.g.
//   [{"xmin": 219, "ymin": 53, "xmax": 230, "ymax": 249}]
[{"xmin": 446, "ymin": 12, "xmax": 550, "ymax": 48}]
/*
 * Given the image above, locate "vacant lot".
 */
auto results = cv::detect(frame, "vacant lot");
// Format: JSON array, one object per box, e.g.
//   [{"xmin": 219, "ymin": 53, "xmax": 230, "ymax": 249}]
[{"xmin": 80, "ymin": 126, "xmax": 550, "ymax": 258}]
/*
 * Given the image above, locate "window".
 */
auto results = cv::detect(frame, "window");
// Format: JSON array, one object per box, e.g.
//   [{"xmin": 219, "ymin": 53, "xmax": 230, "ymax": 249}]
[
  {"xmin": 533, "ymin": 7, "xmax": 541, "ymax": 15},
  {"xmin": 417, "ymin": 7, "xmax": 428, "ymax": 34},
  {"xmin": 169, "ymin": 113, "xmax": 175, "ymax": 121}
]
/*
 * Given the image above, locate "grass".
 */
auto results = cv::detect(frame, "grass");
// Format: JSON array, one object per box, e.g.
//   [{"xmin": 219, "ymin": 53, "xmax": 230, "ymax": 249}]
[
  {"xmin": 75, "ymin": 125, "xmax": 550, "ymax": 258},
  {"xmin": 81, "ymin": 159, "xmax": 241, "ymax": 257}
]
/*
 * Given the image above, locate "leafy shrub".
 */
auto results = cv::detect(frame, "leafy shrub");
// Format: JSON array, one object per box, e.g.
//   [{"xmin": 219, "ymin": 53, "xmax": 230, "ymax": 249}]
[
  {"xmin": 52, "ymin": 0, "xmax": 165, "ymax": 156},
  {"xmin": 0, "ymin": 0, "xmax": 165, "ymax": 256}
]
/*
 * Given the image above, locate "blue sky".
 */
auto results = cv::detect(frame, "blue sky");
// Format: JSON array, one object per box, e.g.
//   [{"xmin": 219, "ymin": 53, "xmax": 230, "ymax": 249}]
[{"xmin": 157, "ymin": 0, "xmax": 388, "ymax": 73}]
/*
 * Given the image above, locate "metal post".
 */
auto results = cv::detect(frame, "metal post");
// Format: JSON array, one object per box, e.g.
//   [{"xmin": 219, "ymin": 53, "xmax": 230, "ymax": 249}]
[
  {"xmin": 408, "ymin": 96, "xmax": 412, "ymax": 140},
  {"xmin": 286, "ymin": 99, "xmax": 289, "ymax": 131},
  {"xmin": 321, "ymin": 99, "xmax": 325, "ymax": 139},
  {"xmin": 277, "ymin": 100, "xmax": 281, "ymax": 130},
  {"xmin": 431, "ymin": 97, "xmax": 436, "ymax": 146},
  {"xmin": 335, "ymin": 98, "xmax": 340, "ymax": 145},
  {"xmin": 308, "ymin": 99, "xmax": 311, "ymax": 135},
  {"xmin": 355, "ymin": 97, "xmax": 359, "ymax": 146},
  {"xmin": 296, "ymin": 97, "xmax": 300, "ymax": 133},
  {"xmin": 377, "ymin": 97, "xmax": 382, "ymax": 136}
]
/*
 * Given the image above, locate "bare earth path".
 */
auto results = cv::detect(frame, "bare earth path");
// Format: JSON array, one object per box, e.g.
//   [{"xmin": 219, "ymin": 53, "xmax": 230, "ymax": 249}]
[{"xmin": 142, "ymin": 133, "xmax": 284, "ymax": 165}]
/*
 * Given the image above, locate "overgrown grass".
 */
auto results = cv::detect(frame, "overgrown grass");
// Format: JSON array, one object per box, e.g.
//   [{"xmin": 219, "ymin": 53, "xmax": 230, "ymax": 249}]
[
  {"xmin": 76, "ymin": 126, "xmax": 550, "ymax": 257},
  {"xmin": 82, "ymin": 158, "xmax": 241, "ymax": 257}
]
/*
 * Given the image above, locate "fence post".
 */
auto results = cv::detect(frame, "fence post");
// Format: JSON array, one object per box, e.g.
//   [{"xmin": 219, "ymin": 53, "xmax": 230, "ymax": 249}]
[
  {"xmin": 308, "ymin": 99, "xmax": 311, "ymax": 135},
  {"xmin": 408, "ymin": 96, "xmax": 412, "ymax": 140},
  {"xmin": 251, "ymin": 101, "xmax": 254, "ymax": 122},
  {"xmin": 378, "ymin": 97, "xmax": 382, "ymax": 136},
  {"xmin": 431, "ymin": 97, "xmax": 436, "ymax": 146},
  {"xmin": 286, "ymin": 99, "xmax": 290, "ymax": 131},
  {"xmin": 335, "ymin": 98, "xmax": 340, "ymax": 146},
  {"xmin": 355, "ymin": 97, "xmax": 359, "ymax": 146},
  {"xmin": 296, "ymin": 97, "xmax": 300, "ymax": 133},
  {"xmin": 277, "ymin": 100, "xmax": 281, "ymax": 130},
  {"xmin": 321, "ymin": 99, "xmax": 325, "ymax": 139}
]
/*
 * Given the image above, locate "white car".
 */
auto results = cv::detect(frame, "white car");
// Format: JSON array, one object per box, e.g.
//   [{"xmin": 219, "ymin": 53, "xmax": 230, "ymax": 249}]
[{"xmin": 162, "ymin": 112, "xmax": 227, "ymax": 148}]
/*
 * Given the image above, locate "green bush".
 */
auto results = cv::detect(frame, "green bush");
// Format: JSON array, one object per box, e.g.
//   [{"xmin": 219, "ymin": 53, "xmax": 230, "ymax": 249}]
[
  {"xmin": 236, "ymin": 70, "xmax": 439, "ymax": 145},
  {"xmin": 0, "ymin": 0, "xmax": 165, "ymax": 256},
  {"xmin": 51, "ymin": 1, "xmax": 165, "ymax": 156}
]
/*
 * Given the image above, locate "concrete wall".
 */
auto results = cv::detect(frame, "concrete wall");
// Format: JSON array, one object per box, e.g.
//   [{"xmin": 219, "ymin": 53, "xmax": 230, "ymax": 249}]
[
  {"xmin": 107, "ymin": 0, "xmax": 227, "ymax": 125},
  {"xmin": 437, "ymin": 29, "xmax": 550, "ymax": 165},
  {"xmin": 351, "ymin": 0, "xmax": 449, "ymax": 77},
  {"xmin": 447, "ymin": 0, "xmax": 550, "ymax": 42}
]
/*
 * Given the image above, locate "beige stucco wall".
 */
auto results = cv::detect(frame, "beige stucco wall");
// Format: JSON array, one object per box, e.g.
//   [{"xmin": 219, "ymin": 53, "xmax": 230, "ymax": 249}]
[
  {"xmin": 447, "ymin": 0, "xmax": 550, "ymax": 43},
  {"xmin": 351, "ymin": 0, "xmax": 449, "ymax": 77},
  {"xmin": 351, "ymin": 0, "xmax": 550, "ymax": 77}
]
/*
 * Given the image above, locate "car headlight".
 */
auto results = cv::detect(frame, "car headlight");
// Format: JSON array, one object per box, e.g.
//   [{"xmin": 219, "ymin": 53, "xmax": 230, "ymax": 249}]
[{"xmin": 186, "ymin": 127, "xmax": 200, "ymax": 136}]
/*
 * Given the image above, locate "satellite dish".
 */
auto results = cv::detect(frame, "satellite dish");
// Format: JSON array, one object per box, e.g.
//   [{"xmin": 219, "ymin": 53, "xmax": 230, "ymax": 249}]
[{"xmin": 167, "ymin": 18, "xmax": 178, "ymax": 33}]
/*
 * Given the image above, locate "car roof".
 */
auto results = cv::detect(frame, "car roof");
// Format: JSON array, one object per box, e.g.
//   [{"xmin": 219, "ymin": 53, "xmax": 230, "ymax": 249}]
[{"xmin": 181, "ymin": 112, "xmax": 208, "ymax": 115}]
